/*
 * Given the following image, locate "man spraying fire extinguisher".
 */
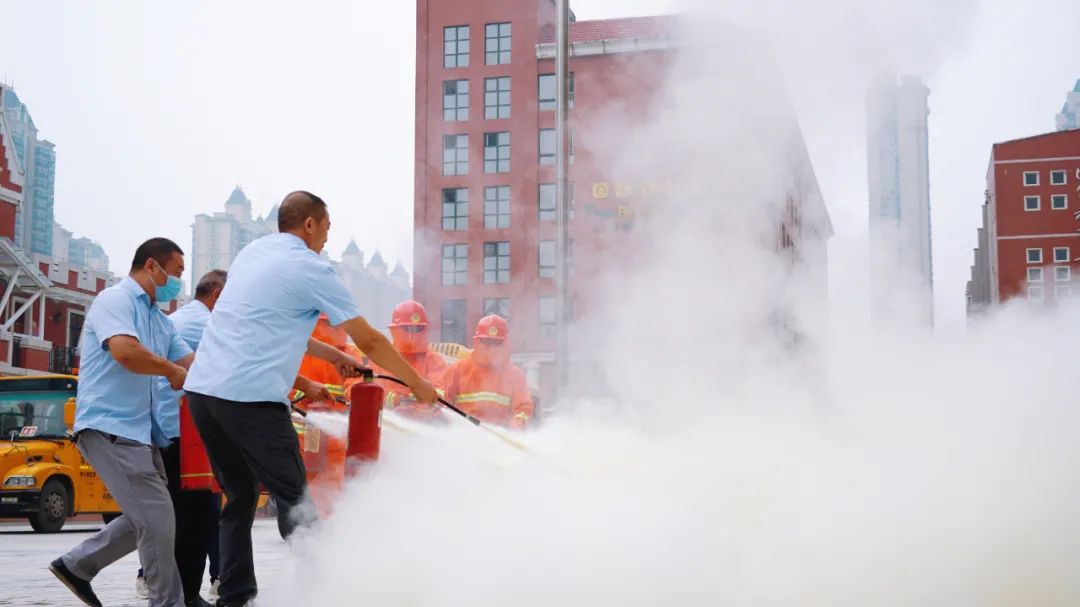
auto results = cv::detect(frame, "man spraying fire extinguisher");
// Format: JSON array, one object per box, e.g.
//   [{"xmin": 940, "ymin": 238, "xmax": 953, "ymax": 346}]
[{"xmin": 443, "ymin": 315, "xmax": 533, "ymax": 430}]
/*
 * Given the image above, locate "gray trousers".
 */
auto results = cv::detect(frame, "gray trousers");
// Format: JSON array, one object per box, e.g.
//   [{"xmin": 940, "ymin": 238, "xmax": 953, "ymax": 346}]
[{"xmin": 61, "ymin": 429, "xmax": 183, "ymax": 607}]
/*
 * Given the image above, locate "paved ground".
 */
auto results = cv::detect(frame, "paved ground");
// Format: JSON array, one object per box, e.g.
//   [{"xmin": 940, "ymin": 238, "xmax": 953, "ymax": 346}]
[{"xmin": 0, "ymin": 519, "xmax": 287, "ymax": 606}]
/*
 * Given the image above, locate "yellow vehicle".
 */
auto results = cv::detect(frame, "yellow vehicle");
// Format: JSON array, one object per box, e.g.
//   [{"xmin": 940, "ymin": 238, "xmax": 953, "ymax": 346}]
[{"xmin": 0, "ymin": 374, "xmax": 120, "ymax": 532}]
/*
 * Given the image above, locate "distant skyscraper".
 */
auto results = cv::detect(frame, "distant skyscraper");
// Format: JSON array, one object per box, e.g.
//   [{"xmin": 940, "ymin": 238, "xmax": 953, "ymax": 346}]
[
  {"xmin": 867, "ymin": 73, "xmax": 934, "ymax": 326},
  {"xmin": 1056, "ymin": 79, "xmax": 1080, "ymax": 131},
  {"xmin": 191, "ymin": 186, "xmax": 277, "ymax": 289},
  {"xmin": 2, "ymin": 88, "xmax": 55, "ymax": 256},
  {"xmin": 68, "ymin": 236, "xmax": 110, "ymax": 272}
]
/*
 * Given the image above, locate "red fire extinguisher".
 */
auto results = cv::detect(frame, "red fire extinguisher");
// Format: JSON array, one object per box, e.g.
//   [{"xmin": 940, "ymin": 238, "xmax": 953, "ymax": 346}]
[{"xmin": 346, "ymin": 369, "xmax": 384, "ymax": 473}]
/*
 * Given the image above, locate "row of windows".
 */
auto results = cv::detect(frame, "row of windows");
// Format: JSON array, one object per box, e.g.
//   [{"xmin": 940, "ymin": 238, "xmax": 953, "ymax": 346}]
[
  {"xmin": 442, "ymin": 184, "xmax": 559, "ymax": 230},
  {"xmin": 1026, "ymin": 265, "xmax": 1071, "ymax": 283},
  {"xmin": 1028, "ymin": 285, "xmax": 1072, "ymax": 300},
  {"xmin": 1023, "ymin": 170, "xmax": 1073, "ymax": 187},
  {"xmin": 440, "ymin": 296, "xmax": 559, "ymax": 344},
  {"xmin": 442, "ymin": 74, "xmax": 576, "ymax": 122},
  {"xmin": 441, "ymin": 130, "xmax": 573, "ymax": 176},
  {"xmin": 1023, "ymin": 195, "xmax": 1070, "ymax": 211},
  {"xmin": 1026, "ymin": 247, "xmax": 1071, "ymax": 264},
  {"xmin": 444, "ymin": 23, "xmax": 511, "ymax": 69},
  {"xmin": 441, "ymin": 240, "xmax": 569, "ymax": 286}
]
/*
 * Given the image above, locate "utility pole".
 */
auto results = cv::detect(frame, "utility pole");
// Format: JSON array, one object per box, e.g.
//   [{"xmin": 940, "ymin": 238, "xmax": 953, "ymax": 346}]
[{"xmin": 554, "ymin": 0, "xmax": 571, "ymax": 398}]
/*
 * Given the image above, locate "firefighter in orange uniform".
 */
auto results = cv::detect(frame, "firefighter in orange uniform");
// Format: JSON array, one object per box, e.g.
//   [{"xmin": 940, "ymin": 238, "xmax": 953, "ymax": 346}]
[
  {"xmin": 296, "ymin": 314, "xmax": 352, "ymax": 515},
  {"xmin": 371, "ymin": 300, "xmax": 449, "ymax": 422},
  {"xmin": 443, "ymin": 315, "xmax": 533, "ymax": 430},
  {"xmin": 298, "ymin": 314, "xmax": 353, "ymax": 385}
]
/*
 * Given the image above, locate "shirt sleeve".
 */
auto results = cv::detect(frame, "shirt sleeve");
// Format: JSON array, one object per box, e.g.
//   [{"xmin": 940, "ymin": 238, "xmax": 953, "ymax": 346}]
[
  {"xmin": 89, "ymin": 289, "xmax": 138, "ymax": 349},
  {"xmin": 306, "ymin": 261, "xmax": 362, "ymax": 326},
  {"xmin": 167, "ymin": 330, "xmax": 194, "ymax": 363}
]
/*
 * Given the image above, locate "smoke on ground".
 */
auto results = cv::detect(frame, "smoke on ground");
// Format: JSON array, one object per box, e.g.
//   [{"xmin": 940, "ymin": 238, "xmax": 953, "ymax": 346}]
[{"xmin": 267, "ymin": 2, "xmax": 1080, "ymax": 605}]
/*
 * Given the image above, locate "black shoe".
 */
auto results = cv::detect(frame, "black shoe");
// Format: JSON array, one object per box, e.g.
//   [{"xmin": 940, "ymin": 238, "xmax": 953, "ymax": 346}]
[
  {"xmin": 215, "ymin": 600, "xmax": 252, "ymax": 607},
  {"xmin": 48, "ymin": 558, "xmax": 102, "ymax": 607},
  {"xmin": 186, "ymin": 597, "xmax": 214, "ymax": 607}
]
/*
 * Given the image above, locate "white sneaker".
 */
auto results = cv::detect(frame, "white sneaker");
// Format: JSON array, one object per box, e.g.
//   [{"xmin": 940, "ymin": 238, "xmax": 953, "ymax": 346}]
[
  {"xmin": 209, "ymin": 579, "xmax": 220, "ymax": 598},
  {"xmin": 135, "ymin": 574, "xmax": 149, "ymax": 599}
]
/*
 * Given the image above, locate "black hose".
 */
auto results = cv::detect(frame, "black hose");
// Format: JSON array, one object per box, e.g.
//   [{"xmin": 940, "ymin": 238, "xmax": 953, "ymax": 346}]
[
  {"xmin": 373, "ymin": 374, "xmax": 481, "ymax": 426},
  {"xmin": 290, "ymin": 374, "xmax": 482, "ymax": 427}
]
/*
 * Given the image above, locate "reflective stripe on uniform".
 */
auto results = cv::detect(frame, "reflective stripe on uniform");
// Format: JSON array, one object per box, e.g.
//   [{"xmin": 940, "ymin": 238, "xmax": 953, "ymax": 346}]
[{"xmin": 456, "ymin": 391, "xmax": 512, "ymax": 407}]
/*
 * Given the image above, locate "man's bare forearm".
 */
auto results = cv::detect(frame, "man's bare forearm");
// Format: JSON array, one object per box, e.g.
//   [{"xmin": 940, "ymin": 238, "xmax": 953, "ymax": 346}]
[{"xmin": 109, "ymin": 337, "xmax": 183, "ymax": 377}]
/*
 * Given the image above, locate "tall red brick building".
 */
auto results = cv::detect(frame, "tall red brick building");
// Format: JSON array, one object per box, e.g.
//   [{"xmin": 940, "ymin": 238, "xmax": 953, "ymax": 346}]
[
  {"xmin": 968, "ymin": 129, "xmax": 1080, "ymax": 314},
  {"xmin": 413, "ymin": 2, "xmax": 831, "ymax": 397}
]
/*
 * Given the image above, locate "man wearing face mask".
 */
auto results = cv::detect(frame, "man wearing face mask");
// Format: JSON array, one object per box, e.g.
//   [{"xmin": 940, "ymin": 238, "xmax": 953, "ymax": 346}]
[
  {"xmin": 183, "ymin": 191, "xmax": 437, "ymax": 607},
  {"xmin": 49, "ymin": 238, "xmax": 195, "ymax": 607},
  {"xmin": 372, "ymin": 300, "xmax": 449, "ymax": 422},
  {"xmin": 443, "ymin": 315, "xmax": 534, "ymax": 430}
]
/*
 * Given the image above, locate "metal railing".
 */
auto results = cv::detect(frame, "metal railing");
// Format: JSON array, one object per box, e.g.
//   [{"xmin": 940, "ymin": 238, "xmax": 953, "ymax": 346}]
[{"xmin": 49, "ymin": 345, "xmax": 77, "ymax": 375}]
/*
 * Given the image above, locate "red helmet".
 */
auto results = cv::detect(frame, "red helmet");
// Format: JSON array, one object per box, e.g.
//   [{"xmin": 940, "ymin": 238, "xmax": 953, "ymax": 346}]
[
  {"xmin": 390, "ymin": 300, "xmax": 429, "ymax": 328},
  {"xmin": 473, "ymin": 315, "xmax": 509, "ymax": 342}
]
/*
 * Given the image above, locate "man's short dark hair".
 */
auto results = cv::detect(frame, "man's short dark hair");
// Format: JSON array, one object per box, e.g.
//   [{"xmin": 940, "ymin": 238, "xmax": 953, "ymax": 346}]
[
  {"xmin": 277, "ymin": 191, "xmax": 328, "ymax": 232},
  {"xmin": 194, "ymin": 270, "xmax": 228, "ymax": 298},
  {"xmin": 131, "ymin": 238, "xmax": 183, "ymax": 270}
]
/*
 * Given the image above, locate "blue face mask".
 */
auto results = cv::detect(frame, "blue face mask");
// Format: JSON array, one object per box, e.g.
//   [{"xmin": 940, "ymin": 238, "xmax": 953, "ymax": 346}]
[{"xmin": 153, "ymin": 262, "xmax": 183, "ymax": 303}]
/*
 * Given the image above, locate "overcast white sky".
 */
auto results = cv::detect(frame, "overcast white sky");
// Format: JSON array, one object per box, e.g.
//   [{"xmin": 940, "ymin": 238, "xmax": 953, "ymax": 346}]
[{"xmin": 1, "ymin": 0, "xmax": 1076, "ymax": 331}]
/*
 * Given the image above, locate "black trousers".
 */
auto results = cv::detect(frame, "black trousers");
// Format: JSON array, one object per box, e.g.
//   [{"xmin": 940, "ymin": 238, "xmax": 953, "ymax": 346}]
[
  {"xmin": 161, "ymin": 439, "xmax": 221, "ymax": 602},
  {"xmin": 187, "ymin": 392, "xmax": 312, "ymax": 604}
]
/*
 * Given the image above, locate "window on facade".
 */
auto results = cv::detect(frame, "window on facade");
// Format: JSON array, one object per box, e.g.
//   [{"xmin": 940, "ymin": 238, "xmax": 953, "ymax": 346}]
[
  {"xmin": 484, "ymin": 132, "xmax": 511, "ymax": 173},
  {"xmin": 441, "ymin": 244, "xmax": 468, "ymax": 286},
  {"xmin": 539, "ymin": 128, "xmax": 573, "ymax": 165},
  {"xmin": 484, "ymin": 77, "xmax": 511, "ymax": 120},
  {"xmin": 1052, "ymin": 194, "xmax": 1068, "ymax": 210},
  {"xmin": 538, "ymin": 240, "xmax": 556, "ymax": 278},
  {"xmin": 538, "ymin": 73, "xmax": 575, "ymax": 111},
  {"xmin": 539, "ymin": 183, "xmax": 556, "ymax": 220},
  {"xmin": 1023, "ymin": 171, "xmax": 1039, "ymax": 186},
  {"xmin": 1027, "ymin": 248, "xmax": 1043, "ymax": 264},
  {"xmin": 442, "ymin": 188, "xmax": 468, "ymax": 231},
  {"xmin": 1028, "ymin": 267, "xmax": 1044, "ymax": 283},
  {"xmin": 484, "ymin": 186, "xmax": 510, "ymax": 229},
  {"xmin": 443, "ymin": 134, "xmax": 468, "ymax": 176},
  {"xmin": 1056, "ymin": 285, "xmax": 1073, "ymax": 299},
  {"xmin": 1055, "ymin": 265, "xmax": 1071, "ymax": 282},
  {"xmin": 483, "ymin": 241, "xmax": 510, "ymax": 284},
  {"xmin": 444, "ymin": 26, "xmax": 470, "ymax": 68},
  {"xmin": 1024, "ymin": 195, "xmax": 1040, "ymax": 211},
  {"xmin": 1028, "ymin": 285, "xmax": 1044, "ymax": 301},
  {"xmin": 1054, "ymin": 247, "xmax": 1070, "ymax": 263},
  {"xmin": 441, "ymin": 299, "xmax": 467, "ymax": 345},
  {"xmin": 485, "ymin": 22, "xmax": 511, "ymax": 65},
  {"xmin": 1050, "ymin": 170, "xmax": 1067, "ymax": 185},
  {"xmin": 68, "ymin": 311, "xmax": 85, "ymax": 350},
  {"xmin": 483, "ymin": 297, "xmax": 510, "ymax": 319},
  {"xmin": 539, "ymin": 129, "xmax": 555, "ymax": 165},
  {"xmin": 443, "ymin": 80, "xmax": 469, "ymax": 121},
  {"xmin": 539, "ymin": 296, "xmax": 556, "ymax": 337}
]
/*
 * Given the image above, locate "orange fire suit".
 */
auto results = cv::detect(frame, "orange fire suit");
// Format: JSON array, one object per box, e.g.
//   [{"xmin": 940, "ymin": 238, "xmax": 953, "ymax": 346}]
[
  {"xmin": 443, "ymin": 355, "xmax": 534, "ymax": 429},
  {"xmin": 371, "ymin": 351, "xmax": 449, "ymax": 423}
]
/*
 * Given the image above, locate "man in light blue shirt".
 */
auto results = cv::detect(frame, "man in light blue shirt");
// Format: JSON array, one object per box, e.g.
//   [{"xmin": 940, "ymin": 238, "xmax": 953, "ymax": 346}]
[
  {"xmin": 184, "ymin": 191, "xmax": 436, "ymax": 607},
  {"xmin": 50, "ymin": 238, "xmax": 195, "ymax": 607},
  {"xmin": 137, "ymin": 269, "xmax": 229, "ymax": 606}
]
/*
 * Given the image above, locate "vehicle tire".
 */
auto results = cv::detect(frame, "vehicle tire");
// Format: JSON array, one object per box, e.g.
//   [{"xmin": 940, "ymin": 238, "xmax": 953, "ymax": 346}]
[
  {"xmin": 102, "ymin": 513, "xmax": 121, "ymax": 525},
  {"xmin": 29, "ymin": 479, "xmax": 68, "ymax": 533}
]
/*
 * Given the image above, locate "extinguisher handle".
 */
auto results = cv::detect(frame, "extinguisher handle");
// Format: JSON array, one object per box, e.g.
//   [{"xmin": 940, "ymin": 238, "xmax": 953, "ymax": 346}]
[{"xmin": 373, "ymin": 374, "xmax": 481, "ymax": 426}]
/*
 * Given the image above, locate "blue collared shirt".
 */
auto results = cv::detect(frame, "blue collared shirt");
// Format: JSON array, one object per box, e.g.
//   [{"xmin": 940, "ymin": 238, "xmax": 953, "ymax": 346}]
[
  {"xmin": 74, "ymin": 277, "xmax": 194, "ymax": 445},
  {"xmin": 152, "ymin": 299, "xmax": 211, "ymax": 445},
  {"xmin": 184, "ymin": 233, "xmax": 360, "ymax": 404}
]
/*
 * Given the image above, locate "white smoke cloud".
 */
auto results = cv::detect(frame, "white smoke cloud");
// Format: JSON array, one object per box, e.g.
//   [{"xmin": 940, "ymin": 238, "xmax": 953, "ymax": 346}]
[{"xmin": 260, "ymin": 2, "xmax": 1080, "ymax": 605}]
